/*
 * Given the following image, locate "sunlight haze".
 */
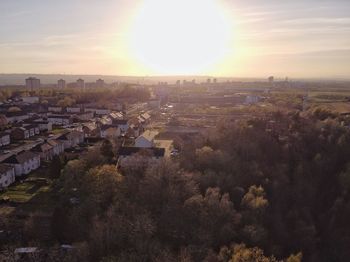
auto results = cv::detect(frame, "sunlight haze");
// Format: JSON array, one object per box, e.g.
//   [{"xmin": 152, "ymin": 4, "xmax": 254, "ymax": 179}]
[{"xmin": 0, "ymin": 0, "xmax": 349, "ymax": 78}]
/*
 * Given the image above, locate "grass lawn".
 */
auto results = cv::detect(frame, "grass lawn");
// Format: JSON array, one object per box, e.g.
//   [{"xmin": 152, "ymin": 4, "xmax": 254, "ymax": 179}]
[
  {"xmin": 0, "ymin": 179, "xmax": 52, "ymax": 204},
  {"xmin": 0, "ymin": 166, "xmax": 58, "ymax": 215},
  {"xmin": 50, "ymin": 128, "xmax": 65, "ymax": 135}
]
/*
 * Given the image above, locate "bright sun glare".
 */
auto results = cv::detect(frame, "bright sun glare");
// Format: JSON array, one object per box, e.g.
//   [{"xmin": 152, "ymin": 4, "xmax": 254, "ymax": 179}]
[{"xmin": 128, "ymin": 0, "xmax": 231, "ymax": 75}]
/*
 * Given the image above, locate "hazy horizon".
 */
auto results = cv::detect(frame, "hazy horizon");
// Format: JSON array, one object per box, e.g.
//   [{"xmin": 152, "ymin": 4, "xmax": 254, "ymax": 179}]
[{"xmin": 1, "ymin": 0, "xmax": 350, "ymax": 78}]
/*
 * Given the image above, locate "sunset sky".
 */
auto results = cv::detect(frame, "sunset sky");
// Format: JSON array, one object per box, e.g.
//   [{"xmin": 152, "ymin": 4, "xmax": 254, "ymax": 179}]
[{"xmin": 1, "ymin": 0, "xmax": 350, "ymax": 78}]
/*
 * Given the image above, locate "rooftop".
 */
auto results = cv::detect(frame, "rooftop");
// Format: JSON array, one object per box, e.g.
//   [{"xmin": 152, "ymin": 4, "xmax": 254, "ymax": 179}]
[{"xmin": 138, "ymin": 130, "xmax": 158, "ymax": 142}]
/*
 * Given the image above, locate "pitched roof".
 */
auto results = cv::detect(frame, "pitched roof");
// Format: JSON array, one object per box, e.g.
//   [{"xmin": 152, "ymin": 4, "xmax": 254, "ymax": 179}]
[
  {"xmin": 24, "ymin": 124, "xmax": 38, "ymax": 130},
  {"xmin": 4, "ymin": 151, "xmax": 39, "ymax": 164},
  {"xmin": 12, "ymin": 127, "xmax": 26, "ymax": 132},
  {"xmin": 109, "ymin": 112, "xmax": 123, "ymax": 119},
  {"xmin": 66, "ymin": 130, "xmax": 84, "ymax": 140},
  {"xmin": 5, "ymin": 111, "xmax": 27, "ymax": 117},
  {"xmin": 141, "ymin": 112, "xmax": 151, "ymax": 120},
  {"xmin": 0, "ymin": 164, "xmax": 14, "ymax": 174},
  {"xmin": 32, "ymin": 143, "xmax": 53, "ymax": 153},
  {"xmin": 101, "ymin": 124, "xmax": 119, "ymax": 131},
  {"xmin": 113, "ymin": 119, "xmax": 128, "ymax": 125},
  {"xmin": 0, "ymin": 132, "xmax": 9, "ymax": 138},
  {"xmin": 48, "ymin": 115, "xmax": 71, "ymax": 119},
  {"xmin": 47, "ymin": 140, "xmax": 58, "ymax": 147},
  {"xmin": 137, "ymin": 130, "xmax": 158, "ymax": 142}
]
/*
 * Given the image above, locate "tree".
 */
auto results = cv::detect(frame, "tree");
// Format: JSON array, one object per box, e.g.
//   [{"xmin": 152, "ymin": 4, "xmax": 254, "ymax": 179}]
[
  {"xmin": 8, "ymin": 106, "xmax": 21, "ymax": 112},
  {"xmin": 82, "ymin": 165, "xmax": 123, "ymax": 210},
  {"xmin": 50, "ymin": 155, "xmax": 62, "ymax": 179},
  {"xmin": 57, "ymin": 96, "xmax": 75, "ymax": 107},
  {"xmin": 183, "ymin": 188, "xmax": 241, "ymax": 249},
  {"xmin": 241, "ymin": 185, "xmax": 269, "ymax": 211},
  {"xmin": 286, "ymin": 253, "xmax": 303, "ymax": 262},
  {"xmin": 230, "ymin": 244, "xmax": 280, "ymax": 262},
  {"xmin": 100, "ymin": 139, "xmax": 114, "ymax": 162}
]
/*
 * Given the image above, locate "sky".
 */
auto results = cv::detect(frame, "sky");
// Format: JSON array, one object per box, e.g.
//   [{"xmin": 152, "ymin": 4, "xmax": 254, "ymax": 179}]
[{"xmin": 0, "ymin": 0, "xmax": 350, "ymax": 78}]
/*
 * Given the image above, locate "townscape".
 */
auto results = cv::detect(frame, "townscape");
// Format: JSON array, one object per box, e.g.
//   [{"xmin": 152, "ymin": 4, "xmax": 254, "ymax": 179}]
[
  {"xmin": 0, "ymin": 76, "xmax": 349, "ymax": 261},
  {"xmin": 1, "ymin": 0, "xmax": 350, "ymax": 261}
]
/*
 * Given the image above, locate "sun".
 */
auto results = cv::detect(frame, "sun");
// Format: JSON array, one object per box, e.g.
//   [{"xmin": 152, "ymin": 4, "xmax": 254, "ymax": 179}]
[{"xmin": 128, "ymin": 0, "xmax": 231, "ymax": 75}]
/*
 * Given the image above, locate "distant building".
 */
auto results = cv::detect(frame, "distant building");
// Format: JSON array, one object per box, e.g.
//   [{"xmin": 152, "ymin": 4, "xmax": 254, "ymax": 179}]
[
  {"xmin": 5, "ymin": 112, "xmax": 30, "ymax": 123},
  {"xmin": 48, "ymin": 106, "xmax": 63, "ymax": 113},
  {"xmin": 135, "ymin": 130, "xmax": 158, "ymax": 148},
  {"xmin": 47, "ymin": 115, "xmax": 72, "ymax": 126},
  {"xmin": 77, "ymin": 79, "xmax": 85, "ymax": 89},
  {"xmin": 58, "ymin": 79, "xmax": 66, "ymax": 89},
  {"xmin": 245, "ymin": 95, "xmax": 260, "ymax": 105},
  {"xmin": 85, "ymin": 108, "xmax": 111, "ymax": 115},
  {"xmin": 25, "ymin": 77, "xmax": 40, "ymax": 90},
  {"xmin": 22, "ymin": 96, "xmax": 39, "ymax": 104},
  {"xmin": 96, "ymin": 79, "xmax": 105, "ymax": 88}
]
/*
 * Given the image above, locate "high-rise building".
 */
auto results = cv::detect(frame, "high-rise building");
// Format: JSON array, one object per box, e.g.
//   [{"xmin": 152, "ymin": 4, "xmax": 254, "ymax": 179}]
[
  {"xmin": 57, "ymin": 79, "xmax": 66, "ymax": 89},
  {"xmin": 25, "ymin": 77, "xmax": 40, "ymax": 90},
  {"xmin": 77, "ymin": 79, "xmax": 85, "ymax": 89},
  {"xmin": 96, "ymin": 79, "xmax": 105, "ymax": 88}
]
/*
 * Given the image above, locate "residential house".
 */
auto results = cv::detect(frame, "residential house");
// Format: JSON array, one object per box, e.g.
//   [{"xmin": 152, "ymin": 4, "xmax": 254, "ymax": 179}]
[
  {"xmin": 11, "ymin": 127, "xmax": 29, "ymax": 140},
  {"xmin": 48, "ymin": 106, "xmax": 63, "ymax": 113},
  {"xmin": 73, "ymin": 111, "xmax": 94, "ymax": 121},
  {"xmin": 3, "ymin": 151, "xmax": 40, "ymax": 177},
  {"xmin": 0, "ymin": 164, "xmax": 15, "ymax": 189},
  {"xmin": 66, "ymin": 107, "xmax": 81, "ymax": 113},
  {"xmin": 113, "ymin": 119, "xmax": 129, "ymax": 133},
  {"xmin": 47, "ymin": 139, "xmax": 65, "ymax": 156},
  {"xmin": 135, "ymin": 130, "xmax": 158, "ymax": 148},
  {"xmin": 31, "ymin": 143, "xmax": 54, "ymax": 161},
  {"xmin": 22, "ymin": 96, "xmax": 39, "ymax": 104},
  {"xmin": 98, "ymin": 116, "xmax": 112, "ymax": 126},
  {"xmin": 57, "ymin": 131, "xmax": 84, "ymax": 149},
  {"xmin": 85, "ymin": 108, "xmax": 111, "ymax": 115},
  {"xmin": 100, "ymin": 125, "xmax": 121, "ymax": 139},
  {"xmin": 0, "ymin": 114, "xmax": 8, "ymax": 129},
  {"xmin": 5, "ymin": 112, "xmax": 30, "ymax": 123},
  {"xmin": 82, "ymin": 122, "xmax": 98, "ymax": 137},
  {"xmin": 108, "ymin": 112, "xmax": 124, "ymax": 122},
  {"xmin": 148, "ymin": 99, "xmax": 161, "ymax": 109},
  {"xmin": 33, "ymin": 121, "xmax": 52, "ymax": 131},
  {"xmin": 140, "ymin": 112, "xmax": 151, "ymax": 124},
  {"xmin": 47, "ymin": 115, "xmax": 73, "ymax": 126},
  {"xmin": 24, "ymin": 117, "xmax": 52, "ymax": 132},
  {"xmin": 0, "ymin": 132, "xmax": 10, "ymax": 147},
  {"xmin": 126, "ymin": 123, "xmax": 143, "ymax": 138},
  {"xmin": 23, "ymin": 124, "xmax": 40, "ymax": 136}
]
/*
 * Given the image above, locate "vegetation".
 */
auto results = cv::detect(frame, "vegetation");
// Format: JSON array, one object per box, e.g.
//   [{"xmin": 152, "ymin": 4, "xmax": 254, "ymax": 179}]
[{"xmin": 6, "ymin": 108, "xmax": 341, "ymax": 261}]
